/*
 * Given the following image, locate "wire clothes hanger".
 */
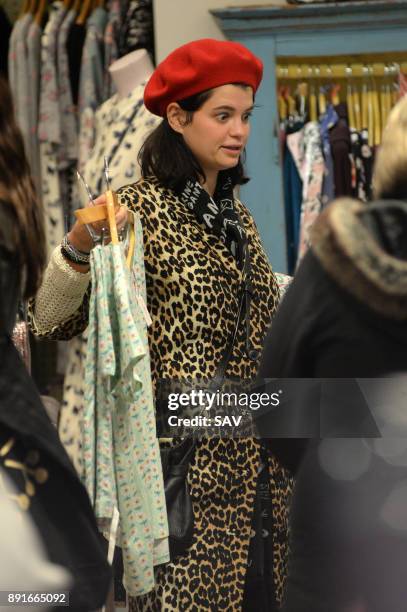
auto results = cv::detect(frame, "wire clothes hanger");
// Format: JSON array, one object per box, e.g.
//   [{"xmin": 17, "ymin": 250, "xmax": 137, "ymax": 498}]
[{"xmin": 75, "ymin": 159, "xmax": 135, "ymax": 268}]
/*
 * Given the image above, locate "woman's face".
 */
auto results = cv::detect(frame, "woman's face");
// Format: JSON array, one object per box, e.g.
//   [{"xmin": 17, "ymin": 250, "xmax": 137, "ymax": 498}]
[{"xmin": 180, "ymin": 84, "xmax": 254, "ymax": 175}]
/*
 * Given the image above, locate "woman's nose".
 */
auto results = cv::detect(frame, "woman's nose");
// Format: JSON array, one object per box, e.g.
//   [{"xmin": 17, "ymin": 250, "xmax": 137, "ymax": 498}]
[{"xmin": 229, "ymin": 119, "xmax": 246, "ymax": 138}]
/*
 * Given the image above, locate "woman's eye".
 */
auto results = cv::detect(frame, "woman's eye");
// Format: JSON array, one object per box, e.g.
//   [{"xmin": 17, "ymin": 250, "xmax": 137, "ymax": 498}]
[
  {"xmin": 243, "ymin": 112, "xmax": 252, "ymax": 122},
  {"xmin": 217, "ymin": 113, "xmax": 229, "ymax": 121}
]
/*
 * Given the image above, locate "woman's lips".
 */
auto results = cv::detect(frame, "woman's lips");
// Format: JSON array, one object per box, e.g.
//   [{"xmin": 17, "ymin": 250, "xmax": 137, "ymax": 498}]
[{"xmin": 221, "ymin": 145, "xmax": 242, "ymax": 153}]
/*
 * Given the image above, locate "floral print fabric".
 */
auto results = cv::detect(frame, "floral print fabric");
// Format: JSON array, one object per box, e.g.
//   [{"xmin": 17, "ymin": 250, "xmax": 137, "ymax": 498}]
[
  {"xmin": 78, "ymin": 7, "xmax": 108, "ymax": 170},
  {"xmin": 38, "ymin": 2, "xmax": 67, "ymax": 256},
  {"xmin": 83, "ymin": 217, "xmax": 169, "ymax": 596},
  {"xmin": 287, "ymin": 121, "xmax": 325, "ymax": 266}
]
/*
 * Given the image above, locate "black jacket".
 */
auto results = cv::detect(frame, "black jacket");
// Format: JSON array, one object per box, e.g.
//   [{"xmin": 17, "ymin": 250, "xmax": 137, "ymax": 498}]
[{"xmin": 259, "ymin": 198, "xmax": 407, "ymax": 612}]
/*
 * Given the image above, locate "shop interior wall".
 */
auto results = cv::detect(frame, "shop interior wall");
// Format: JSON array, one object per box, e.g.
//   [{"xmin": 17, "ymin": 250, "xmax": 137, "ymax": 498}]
[{"xmin": 153, "ymin": 0, "xmax": 285, "ymax": 62}]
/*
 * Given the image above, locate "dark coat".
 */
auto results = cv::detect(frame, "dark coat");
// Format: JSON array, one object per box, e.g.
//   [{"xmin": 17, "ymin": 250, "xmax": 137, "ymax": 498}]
[{"xmin": 259, "ymin": 197, "xmax": 407, "ymax": 612}]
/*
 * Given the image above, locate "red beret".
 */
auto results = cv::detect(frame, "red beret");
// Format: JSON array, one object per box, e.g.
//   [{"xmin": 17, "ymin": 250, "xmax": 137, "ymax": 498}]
[{"xmin": 144, "ymin": 39, "xmax": 263, "ymax": 117}]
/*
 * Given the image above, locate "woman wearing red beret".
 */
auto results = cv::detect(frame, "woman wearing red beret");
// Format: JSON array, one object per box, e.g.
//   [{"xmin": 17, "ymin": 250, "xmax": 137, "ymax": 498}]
[{"xmin": 30, "ymin": 39, "xmax": 292, "ymax": 611}]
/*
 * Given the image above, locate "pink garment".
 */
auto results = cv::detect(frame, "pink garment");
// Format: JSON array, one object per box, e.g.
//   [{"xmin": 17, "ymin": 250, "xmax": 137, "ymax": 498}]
[
  {"xmin": 287, "ymin": 122, "xmax": 324, "ymax": 265},
  {"xmin": 398, "ymin": 72, "xmax": 407, "ymax": 99}
]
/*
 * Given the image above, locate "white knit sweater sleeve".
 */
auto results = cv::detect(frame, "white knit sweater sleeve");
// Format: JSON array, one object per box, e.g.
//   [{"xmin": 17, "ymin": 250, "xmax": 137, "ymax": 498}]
[{"xmin": 30, "ymin": 246, "xmax": 90, "ymax": 336}]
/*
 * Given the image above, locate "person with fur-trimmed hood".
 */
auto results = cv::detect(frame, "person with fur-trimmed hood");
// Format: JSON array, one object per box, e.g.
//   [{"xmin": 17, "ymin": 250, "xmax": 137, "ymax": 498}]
[{"xmin": 259, "ymin": 96, "xmax": 407, "ymax": 612}]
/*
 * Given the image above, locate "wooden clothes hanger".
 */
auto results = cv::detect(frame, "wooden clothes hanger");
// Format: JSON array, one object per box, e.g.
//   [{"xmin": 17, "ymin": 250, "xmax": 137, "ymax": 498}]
[
  {"xmin": 278, "ymin": 86, "xmax": 288, "ymax": 121},
  {"xmin": 34, "ymin": 0, "xmax": 47, "ymax": 26},
  {"xmin": 307, "ymin": 68, "xmax": 317, "ymax": 121},
  {"xmin": 19, "ymin": 0, "xmax": 30, "ymax": 17},
  {"xmin": 74, "ymin": 201, "xmax": 136, "ymax": 269},
  {"xmin": 318, "ymin": 85, "xmax": 327, "ymax": 116},
  {"xmin": 309, "ymin": 85, "xmax": 317, "ymax": 122},
  {"xmin": 353, "ymin": 86, "xmax": 362, "ymax": 131},
  {"xmin": 285, "ymin": 86, "xmax": 297, "ymax": 117},
  {"xmin": 346, "ymin": 67, "xmax": 356, "ymax": 130},
  {"xmin": 361, "ymin": 67, "xmax": 369, "ymax": 130},
  {"xmin": 28, "ymin": 0, "xmax": 38, "ymax": 13},
  {"xmin": 371, "ymin": 78, "xmax": 382, "ymax": 146},
  {"xmin": 76, "ymin": 0, "xmax": 93, "ymax": 25},
  {"xmin": 330, "ymin": 83, "xmax": 341, "ymax": 106},
  {"xmin": 367, "ymin": 87, "xmax": 374, "ymax": 146},
  {"xmin": 297, "ymin": 82, "xmax": 308, "ymax": 118},
  {"xmin": 362, "ymin": 66, "xmax": 380, "ymax": 145}
]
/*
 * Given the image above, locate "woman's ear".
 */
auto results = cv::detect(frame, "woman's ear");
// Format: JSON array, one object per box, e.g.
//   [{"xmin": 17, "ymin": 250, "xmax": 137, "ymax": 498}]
[{"xmin": 166, "ymin": 102, "xmax": 187, "ymax": 134}]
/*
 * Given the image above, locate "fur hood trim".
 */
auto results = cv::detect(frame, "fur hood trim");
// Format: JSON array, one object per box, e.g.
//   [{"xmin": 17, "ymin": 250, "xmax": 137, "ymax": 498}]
[{"xmin": 310, "ymin": 198, "xmax": 407, "ymax": 320}]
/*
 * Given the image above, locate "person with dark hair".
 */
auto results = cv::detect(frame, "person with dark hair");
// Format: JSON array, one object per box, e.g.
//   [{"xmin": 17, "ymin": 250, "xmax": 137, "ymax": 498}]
[
  {"xmin": 29, "ymin": 39, "xmax": 293, "ymax": 611},
  {"xmin": 258, "ymin": 95, "xmax": 407, "ymax": 612},
  {"xmin": 0, "ymin": 76, "xmax": 111, "ymax": 611}
]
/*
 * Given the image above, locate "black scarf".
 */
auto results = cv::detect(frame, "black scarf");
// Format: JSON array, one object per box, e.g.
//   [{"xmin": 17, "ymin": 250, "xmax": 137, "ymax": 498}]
[{"xmin": 178, "ymin": 173, "xmax": 247, "ymax": 269}]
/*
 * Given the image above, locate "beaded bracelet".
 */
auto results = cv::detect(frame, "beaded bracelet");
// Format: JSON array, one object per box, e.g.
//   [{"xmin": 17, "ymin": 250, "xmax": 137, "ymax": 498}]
[{"xmin": 61, "ymin": 235, "xmax": 90, "ymax": 265}]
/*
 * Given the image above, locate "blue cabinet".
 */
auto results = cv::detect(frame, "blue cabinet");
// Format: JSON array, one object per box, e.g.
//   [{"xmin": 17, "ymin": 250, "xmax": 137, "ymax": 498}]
[{"xmin": 212, "ymin": 1, "xmax": 407, "ymax": 272}]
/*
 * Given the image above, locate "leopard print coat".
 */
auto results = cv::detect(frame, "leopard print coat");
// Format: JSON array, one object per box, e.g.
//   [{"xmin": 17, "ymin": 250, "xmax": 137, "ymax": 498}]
[{"xmin": 29, "ymin": 177, "xmax": 293, "ymax": 611}]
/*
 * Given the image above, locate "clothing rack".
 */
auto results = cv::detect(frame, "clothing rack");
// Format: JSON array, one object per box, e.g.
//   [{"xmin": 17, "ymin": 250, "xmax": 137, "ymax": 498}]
[
  {"xmin": 276, "ymin": 55, "xmax": 407, "ymax": 273},
  {"xmin": 277, "ymin": 62, "xmax": 407, "ymax": 79}
]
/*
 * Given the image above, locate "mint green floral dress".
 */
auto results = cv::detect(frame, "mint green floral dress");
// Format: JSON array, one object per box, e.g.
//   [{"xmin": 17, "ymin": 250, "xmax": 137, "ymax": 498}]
[{"xmin": 82, "ymin": 213, "xmax": 169, "ymax": 596}]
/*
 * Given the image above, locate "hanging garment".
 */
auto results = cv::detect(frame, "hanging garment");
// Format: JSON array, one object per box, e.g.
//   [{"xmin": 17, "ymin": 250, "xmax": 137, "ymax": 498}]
[
  {"xmin": 38, "ymin": 1, "xmax": 68, "ymax": 256},
  {"xmin": 283, "ymin": 148, "xmax": 302, "ymax": 274},
  {"xmin": 8, "ymin": 12, "xmax": 33, "ymax": 157},
  {"xmin": 283, "ymin": 121, "xmax": 303, "ymax": 274},
  {"xmin": 118, "ymin": 0, "xmax": 154, "ymax": 59},
  {"xmin": 103, "ymin": 0, "xmax": 122, "ymax": 99},
  {"xmin": 28, "ymin": 175, "xmax": 292, "ymax": 611},
  {"xmin": 287, "ymin": 121, "xmax": 325, "ymax": 265},
  {"xmin": 7, "ymin": 13, "xmax": 23, "ymax": 101},
  {"xmin": 398, "ymin": 71, "xmax": 407, "ymax": 98},
  {"xmin": 319, "ymin": 104, "xmax": 338, "ymax": 206},
  {"xmin": 66, "ymin": 22, "xmax": 86, "ymax": 106},
  {"xmin": 274, "ymin": 272, "xmax": 293, "ymax": 300},
  {"xmin": 59, "ymin": 85, "xmax": 159, "ymax": 476},
  {"xmin": 57, "ymin": 8, "xmax": 78, "ymax": 168},
  {"xmin": 0, "ymin": 7, "xmax": 12, "ymax": 78},
  {"xmin": 359, "ymin": 128, "xmax": 374, "ymax": 201},
  {"xmin": 350, "ymin": 128, "xmax": 368, "ymax": 202},
  {"xmin": 78, "ymin": 6, "xmax": 108, "ymax": 170},
  {"xmin": 57, "ymin": 8, "xmax": 78, "ymax": 227},
  {"xmin": 329, "ymin": 103, "xmax": 352, "ymax": 198},
  {"xmin": 82, "ymin": 216, "xmax": 169, "ymax": 596},
  {"xmin": 26, "ymin": 19, "xmax": 42, "ymax": 195}
]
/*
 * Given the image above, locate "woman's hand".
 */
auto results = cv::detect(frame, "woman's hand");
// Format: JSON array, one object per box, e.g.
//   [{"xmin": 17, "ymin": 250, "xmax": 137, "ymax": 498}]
[
  {"xmin": 67, "ymin": 194, "xmax": 128, "ymax": 253},
  {"xmin": 64, "ymin": 194, "xmax": 128, "ymax": 273}
]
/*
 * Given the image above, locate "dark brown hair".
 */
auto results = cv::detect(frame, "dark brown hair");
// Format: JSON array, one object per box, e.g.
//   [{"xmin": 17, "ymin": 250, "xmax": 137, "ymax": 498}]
[
  {"xmin": 139, "ymin": 84, "xmax": 252, "ymax": 191},
  {"xmin": 0, "ymin": 77, "xmax": 46, "ymax": 298}
]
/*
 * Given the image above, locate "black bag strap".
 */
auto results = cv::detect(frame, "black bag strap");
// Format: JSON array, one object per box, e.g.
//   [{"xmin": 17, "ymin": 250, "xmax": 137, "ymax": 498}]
[{"xmin": 212, "ymin": 239, "xmax": 254, "ymax": 389}]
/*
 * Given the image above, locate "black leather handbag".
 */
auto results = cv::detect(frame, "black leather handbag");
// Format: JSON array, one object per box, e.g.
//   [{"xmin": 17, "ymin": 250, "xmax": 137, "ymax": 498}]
[
  {"xmin": 160, "ymin": 437, "xmax": 196, "ymax": 559},
  {"xmin": 160, "ymin": 247, "xmax": 253, "ymax": 561}
]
